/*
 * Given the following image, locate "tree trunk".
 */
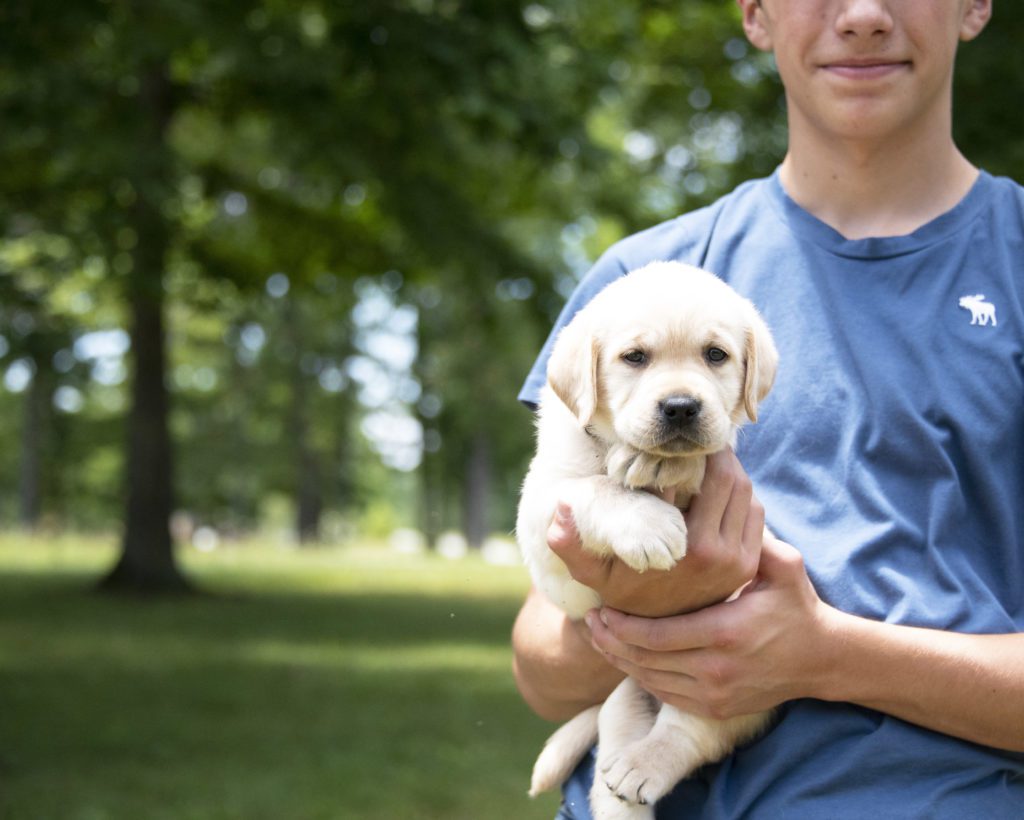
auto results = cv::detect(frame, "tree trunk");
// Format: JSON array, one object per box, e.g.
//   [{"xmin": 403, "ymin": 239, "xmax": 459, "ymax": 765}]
[
  {"xmin": 462, "ymin": 431, "xmax": 492, "ymax": 549},
  {"xmin": 100, "ymin": 264, "xmax": 188, "ymax": 592},
  {"xmin": 419, "ymin": 451, "xmax": 442, "ymax": 550},
  {"xmin": 284, "ymin": 299, "xmax": 322, "ymax": 543},
  {"xmin": 296, "ymin": 446, "xmax": 322, "ymax": 543},
  {"xmin": 100, "ymin": 62, "xmax": 188, "ymax": 593},
  {"xmin": 18, "ymin": 357, "xmax": 46, "ymax": 529},
  {"xmin": 294, "ymin": 386, "xmax": 323, "ymax": 544}
]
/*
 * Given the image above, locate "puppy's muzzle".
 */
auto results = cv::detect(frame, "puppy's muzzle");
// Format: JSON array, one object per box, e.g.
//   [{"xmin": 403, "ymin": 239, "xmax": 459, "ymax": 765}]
[{"xmin": 659, "ymin": 395, "xmax": 702, "ymax": 429}]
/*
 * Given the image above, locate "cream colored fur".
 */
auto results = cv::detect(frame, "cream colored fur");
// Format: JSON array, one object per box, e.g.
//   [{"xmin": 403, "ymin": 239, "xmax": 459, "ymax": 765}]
[{"xmin": 518, "ymin": 261, "xmax": 778, "ymax": 820}]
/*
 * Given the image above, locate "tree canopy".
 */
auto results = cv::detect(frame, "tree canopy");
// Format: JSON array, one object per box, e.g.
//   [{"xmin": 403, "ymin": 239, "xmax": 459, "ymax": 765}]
[{"xmin": 1, "ymin": 1, "xmax": 1021, "ymax": 589}]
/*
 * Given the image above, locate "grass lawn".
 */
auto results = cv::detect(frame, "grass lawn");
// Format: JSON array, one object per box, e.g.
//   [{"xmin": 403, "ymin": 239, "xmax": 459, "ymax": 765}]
[{"xmin": 0, "ymin": 535, "xmax": 564, "ymax": 819}]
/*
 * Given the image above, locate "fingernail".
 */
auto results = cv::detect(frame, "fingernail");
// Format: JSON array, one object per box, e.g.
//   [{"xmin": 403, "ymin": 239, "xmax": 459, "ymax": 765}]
[
  {"xmin": 599, "ymin": 609, "xmax": 609, "ymax": 626},
  {"xmin": 584, "ymin": 611, "xmax": 596, "ymax": 630}
]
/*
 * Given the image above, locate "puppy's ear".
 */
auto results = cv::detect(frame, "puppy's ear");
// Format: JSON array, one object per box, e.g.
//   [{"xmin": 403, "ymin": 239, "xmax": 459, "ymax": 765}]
[
  {"xmin": 546, "ymin": 315, "xmax": 600, "ymax": 426},
  {"xmin": 742, "ymin": 309, "xmax": 778, "ymax": 423}
]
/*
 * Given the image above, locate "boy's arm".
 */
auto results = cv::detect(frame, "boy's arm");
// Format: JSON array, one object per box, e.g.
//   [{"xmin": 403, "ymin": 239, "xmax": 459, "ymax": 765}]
[
  {"xmin": 823, "ymin": 608, "xmax": 1024, "ymax": 751},
  {"xmin": 512, "ymin": 586, "xmax": 624, "ymax": 721}
]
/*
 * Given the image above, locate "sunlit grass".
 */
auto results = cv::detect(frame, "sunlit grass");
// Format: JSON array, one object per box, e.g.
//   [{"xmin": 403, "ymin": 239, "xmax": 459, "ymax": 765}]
[{"xmin": 0, "ymin": 534, "xmax": 562, "ymax": 820}]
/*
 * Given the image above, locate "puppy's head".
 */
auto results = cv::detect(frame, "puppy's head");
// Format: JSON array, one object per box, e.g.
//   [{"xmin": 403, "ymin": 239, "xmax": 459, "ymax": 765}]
[{"xmin": 547, "ymin": 262, "xmax": 777, "ymax": 456}]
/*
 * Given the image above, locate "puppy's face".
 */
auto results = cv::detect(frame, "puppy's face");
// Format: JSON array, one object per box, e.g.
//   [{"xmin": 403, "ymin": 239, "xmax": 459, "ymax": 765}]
[
  {"xmin": 547, "ymin": 263, "xmax": 777, "ymax": 457},
  {"xmin": 597, "ymin": 306, "xmax": 746, "ymax": 456}
]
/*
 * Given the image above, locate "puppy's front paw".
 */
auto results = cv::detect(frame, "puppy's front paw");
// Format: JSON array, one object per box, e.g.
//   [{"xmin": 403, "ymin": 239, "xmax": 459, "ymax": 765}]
[
  {"xmin": 603, "ymin": 494, "xmax": 687, "ymax": 572},
  {"xmin": 605, "ymin": 446, "xmax": 662, "ymax": 490}
]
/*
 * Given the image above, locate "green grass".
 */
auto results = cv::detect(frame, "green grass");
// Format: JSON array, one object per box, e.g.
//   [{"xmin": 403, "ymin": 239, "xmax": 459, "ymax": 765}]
[{"xmin": 0, "ymin": 535, "xmax": 563, "ymax": 819}]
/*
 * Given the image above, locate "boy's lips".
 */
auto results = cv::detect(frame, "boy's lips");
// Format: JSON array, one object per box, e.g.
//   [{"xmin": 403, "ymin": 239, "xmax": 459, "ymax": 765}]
[{"xmin": 822, "ymin": 59, "xmax": 911, "ymax": 80}]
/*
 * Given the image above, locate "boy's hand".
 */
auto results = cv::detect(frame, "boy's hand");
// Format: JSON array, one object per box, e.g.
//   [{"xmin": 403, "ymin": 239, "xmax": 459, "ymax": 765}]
[
  {"xmin": 586, "ymin": 535, "xmax": 828, "ymax": 719},
  {"xmin": 547, "ymin": 449, "xmax": 763, "ymax": 617}
]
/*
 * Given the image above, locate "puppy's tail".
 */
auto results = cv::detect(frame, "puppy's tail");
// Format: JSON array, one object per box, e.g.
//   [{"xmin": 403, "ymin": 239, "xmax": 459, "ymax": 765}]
[{"xmin": 529, "ymin": 704, "xmax": 600, "ymax": 797}]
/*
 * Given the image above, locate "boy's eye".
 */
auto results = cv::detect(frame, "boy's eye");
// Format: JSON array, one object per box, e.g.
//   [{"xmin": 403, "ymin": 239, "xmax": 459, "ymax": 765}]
[
  {"xmin": 622, "ymin": 349, "xmax": 647, "ymax": 365},
  {"xmin": 706, "ymin": 347, "xmax": 728, "ymax": 364}
]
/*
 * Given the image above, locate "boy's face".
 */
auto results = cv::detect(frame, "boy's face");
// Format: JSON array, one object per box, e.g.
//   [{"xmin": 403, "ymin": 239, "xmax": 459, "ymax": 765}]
[{"xmin": 738, "ymin": 0, "xmax": 992, "ymax": 143}]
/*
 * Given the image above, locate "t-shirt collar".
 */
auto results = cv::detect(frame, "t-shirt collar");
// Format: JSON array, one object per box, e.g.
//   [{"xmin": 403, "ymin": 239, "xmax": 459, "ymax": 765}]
[{"xmin": 765, "ymin": 167, "xmax": 991, "ymax": 260}]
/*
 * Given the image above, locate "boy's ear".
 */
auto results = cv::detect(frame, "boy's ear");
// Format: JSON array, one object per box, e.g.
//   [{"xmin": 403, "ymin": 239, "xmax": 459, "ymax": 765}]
[
  {"xmin": 737, "ymin": 0, "xmax": 773, "ymax": 52},
  {"xmin": 546, "ymin": 316, "xmax": 600, "ymax": 427},
  {"xmin": 743, "ymin": 309, "xmax": 779, "ymax": 423},
  {"xmin": 960, "ymin": 0, "xmax": 992, "ymax": 42}
]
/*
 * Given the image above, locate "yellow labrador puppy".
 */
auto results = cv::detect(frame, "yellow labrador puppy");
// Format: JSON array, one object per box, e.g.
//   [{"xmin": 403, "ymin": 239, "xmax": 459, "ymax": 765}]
[{"xmin": 517, "ymin": 261, "xmax": 778, "ymax": 820}]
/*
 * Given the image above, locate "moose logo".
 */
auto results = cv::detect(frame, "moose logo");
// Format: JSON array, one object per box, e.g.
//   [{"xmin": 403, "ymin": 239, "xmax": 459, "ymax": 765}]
[{"xmin": 958, "ymin": 294, "xmax": 998, "ymax": 327}]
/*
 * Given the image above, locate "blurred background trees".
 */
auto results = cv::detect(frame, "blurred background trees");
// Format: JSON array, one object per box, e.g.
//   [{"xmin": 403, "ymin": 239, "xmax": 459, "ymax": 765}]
[{"xmin": 1, "ymin": 1, "xmax": 1020, "ymax": 590}]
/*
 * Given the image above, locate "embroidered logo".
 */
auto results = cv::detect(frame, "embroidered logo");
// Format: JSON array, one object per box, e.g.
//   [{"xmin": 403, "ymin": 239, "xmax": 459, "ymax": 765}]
[{"xmin": 958, "ymin": 294, "xmax": 997, "ymax": 327}]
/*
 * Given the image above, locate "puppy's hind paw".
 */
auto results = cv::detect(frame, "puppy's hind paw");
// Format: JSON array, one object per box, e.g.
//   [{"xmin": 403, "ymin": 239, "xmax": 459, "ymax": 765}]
[
  {"xmin": 590, "ymin": 777, "xmax": 656, "ymax": 820},
  {"xmin": 601, "ymin": 750, "xmax": 675, "ymax": 809}
]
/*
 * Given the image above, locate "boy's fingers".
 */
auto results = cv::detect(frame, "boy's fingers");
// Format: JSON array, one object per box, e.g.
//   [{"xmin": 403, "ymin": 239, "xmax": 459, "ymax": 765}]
[
  {"xmin": 547, "ymin": 503, "xmax": 610, "ymax": 587},
  {"xmin": 600, "ymin": 606, "xmax": 720, "ymax": 653},
  {"xmin": 718, "ymin": 465, "xmax": 753, "ymax": 545},
  {"xmin": 588, "ymin": 611, "xmax": 686, "ymax": 673},
  {"xmin": 687, "ymin": 450, "xmax": 738, "ymax": 531},
  {"xmin": 546, "ymin": 502, "xmax": 579, "ymax": 552}
]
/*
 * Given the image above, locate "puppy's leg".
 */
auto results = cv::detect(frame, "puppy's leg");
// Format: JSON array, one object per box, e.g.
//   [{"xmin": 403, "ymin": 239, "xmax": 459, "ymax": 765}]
[
  {"xmin": 595, "ymin": 679, "xmax": 659, "ymax": 773},
  {"xmin": 589, "ymin": 679, "xmax": 659, "ymax": 820},
  {"xmin": 560, "ymin": 476, "xmax": 688, "ymax": 573},
  {"xmin": 601, "ymin": 705, "xmax": 773, "ymax": 808}
]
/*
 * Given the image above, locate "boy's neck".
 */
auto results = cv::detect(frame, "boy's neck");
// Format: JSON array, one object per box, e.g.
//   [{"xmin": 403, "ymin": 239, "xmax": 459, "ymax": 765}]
[{"xmin": 778, "ymin": 124, "xmax": 979, "ymax": 241}]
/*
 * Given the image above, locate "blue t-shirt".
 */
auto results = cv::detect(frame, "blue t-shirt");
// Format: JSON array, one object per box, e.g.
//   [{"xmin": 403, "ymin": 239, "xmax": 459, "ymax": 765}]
[{"xmin": 520, "ymin": 170, "xmax": 1024, "ymax": 818}]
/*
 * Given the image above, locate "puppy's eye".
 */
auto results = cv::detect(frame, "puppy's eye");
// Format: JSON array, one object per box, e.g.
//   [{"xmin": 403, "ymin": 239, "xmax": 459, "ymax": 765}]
[
  {"xmin": 621, "ymin": 349, "xmax": 647, "ymax": 366},
  {"xmin": 705, "ymin": 347, "xmax": 729, "ymax": 365}
]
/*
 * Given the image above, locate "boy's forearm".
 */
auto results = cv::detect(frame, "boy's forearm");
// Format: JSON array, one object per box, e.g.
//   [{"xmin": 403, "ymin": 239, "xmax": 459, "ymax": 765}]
[
  {"xmin": 512, "ymin": 586, "xmax": 624, "ymax": 721},
  {"xmin": 818, "ymin": 609, "xmax": 1024, "ymax": 752}
]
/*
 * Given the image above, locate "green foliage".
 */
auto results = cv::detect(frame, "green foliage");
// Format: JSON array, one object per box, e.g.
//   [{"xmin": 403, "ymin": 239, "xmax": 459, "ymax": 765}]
[
  {"xmin": 3, "ymin": 1, "xmax": 1021, "ymax": 546},
  {"xmin": 954, "ymin": 6, "xmax": 1024, "ymax": 176}
]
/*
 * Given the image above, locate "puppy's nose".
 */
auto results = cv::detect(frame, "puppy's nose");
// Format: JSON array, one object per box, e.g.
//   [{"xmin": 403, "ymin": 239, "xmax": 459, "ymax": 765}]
[{"xmin": 659, "ymin": 395, "xmax": 702, "ymax": 426}]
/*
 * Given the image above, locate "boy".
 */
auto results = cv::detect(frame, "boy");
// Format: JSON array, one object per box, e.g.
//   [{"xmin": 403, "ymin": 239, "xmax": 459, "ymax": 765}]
[{"xmin": 513, "ymin": 2, "xmax": 1024, "ymax": 817}]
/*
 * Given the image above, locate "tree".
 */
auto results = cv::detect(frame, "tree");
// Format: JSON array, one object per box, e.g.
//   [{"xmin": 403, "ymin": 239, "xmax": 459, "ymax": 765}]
[{"xmin": 0, "ymin": 0, "xmax": 625, "ymax": 574}]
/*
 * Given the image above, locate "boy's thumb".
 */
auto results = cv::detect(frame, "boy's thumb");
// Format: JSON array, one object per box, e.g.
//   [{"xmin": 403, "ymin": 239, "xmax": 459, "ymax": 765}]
[
  {"xmin": 753, "ymin": 532, "xmax": 806, "ymax": 586},
  {"xmin": 546, "ymin": 503, "xmax": 606, "ymax": 587}
]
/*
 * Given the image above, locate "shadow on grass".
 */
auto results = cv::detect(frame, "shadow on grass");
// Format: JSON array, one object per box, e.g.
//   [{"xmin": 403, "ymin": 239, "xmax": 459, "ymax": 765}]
[
  {"xmin": 0, "ymin": 568, "xmax": 524, "ymax": 647},
  {"xmin": 0, "ymin": 571, "xmax": 561, "ymax": 820}
]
